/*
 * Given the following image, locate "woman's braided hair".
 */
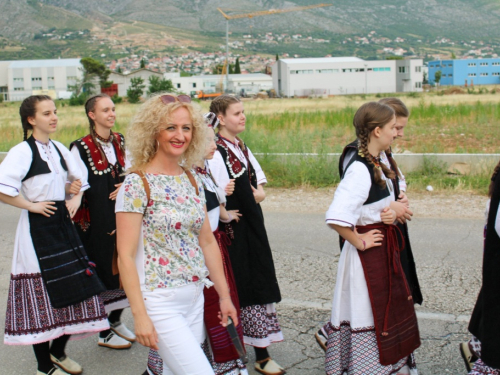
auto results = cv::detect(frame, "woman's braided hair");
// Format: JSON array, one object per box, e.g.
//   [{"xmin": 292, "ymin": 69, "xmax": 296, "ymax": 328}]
[
  {"xmin": 19, "ymin": 95, "xmax": 53, "ymax": 140},
  {"xmin": 489, "ymin": 159, "xmax": 500, "ymax": 197},
  {"xmin": 353, "ymin": 102, "xmax": 396, "ymax": 188}
]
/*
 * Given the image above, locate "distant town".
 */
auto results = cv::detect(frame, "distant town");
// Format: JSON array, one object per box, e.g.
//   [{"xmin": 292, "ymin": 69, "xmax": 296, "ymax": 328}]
[{"xmin": 34, "ymin": 28, "xmax": 500, "ymax": 76}]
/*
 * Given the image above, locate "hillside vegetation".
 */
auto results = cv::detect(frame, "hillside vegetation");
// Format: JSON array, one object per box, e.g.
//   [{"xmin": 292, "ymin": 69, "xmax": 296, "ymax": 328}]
[{"xmin": 0, "ymin": 0, "xmax": 500, "ymax": 60}]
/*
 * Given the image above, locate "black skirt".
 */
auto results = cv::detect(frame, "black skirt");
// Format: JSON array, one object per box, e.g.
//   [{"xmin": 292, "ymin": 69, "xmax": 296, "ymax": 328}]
[{"xmin": 29, "ymin": 201, "xmax": 105, "ymax": 308}]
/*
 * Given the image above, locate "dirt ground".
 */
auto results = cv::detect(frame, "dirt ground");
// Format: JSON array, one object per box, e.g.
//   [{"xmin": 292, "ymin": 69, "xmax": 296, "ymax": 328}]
[{"xmin": 263, "ymin": 187, "xmax": 486, "ymax": 220}]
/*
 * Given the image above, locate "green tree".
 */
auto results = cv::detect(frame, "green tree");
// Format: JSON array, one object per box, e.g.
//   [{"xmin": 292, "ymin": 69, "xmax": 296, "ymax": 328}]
[
  {"xmin": 140, "ymin": 59, "xmax": 146, "ymax": 69},
  {"xmin": 212, "ymin": 64, "xmax": 224, "ymax": 74},
  {"xmin": 147, "ymin": 75, "xmax": 174, "ymax": 95},
  {"xmin": 234, "ymin": 58, "xmax": 241, "ymax": 74},
  {"xmin": 451, "ymin": 52, "xmax": 456, "ymax": 59},
  {"xmin": 80, "ymin": 57, "xmax": 112, "ymax": 88},
  {"xmin": 127, "ymin": 77, "xmax": 145, "ymax": 103},
  {"xmin": 116, "ymin": 66, "xmax": 122, "ymax": 74},
  {"xmin": 228, "ymin": 64, "xmax": 234, "ymax": 74},
  {"xmin": 434, "ymin": 70, "xmax": 442, "ymax": 86},
  {"xmin": 275, "ymin": 53, "xmax": 279, "ymax": 61}
]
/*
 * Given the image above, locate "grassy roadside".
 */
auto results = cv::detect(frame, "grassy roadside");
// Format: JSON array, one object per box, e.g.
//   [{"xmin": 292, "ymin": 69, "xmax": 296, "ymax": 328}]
[
  {"xmin": 1, "ymin": 94, "xmax": 498, "ymax": 194},
  {"xmin": 257, "ymin": 155, "xmax": 495, "ymax": 195}
]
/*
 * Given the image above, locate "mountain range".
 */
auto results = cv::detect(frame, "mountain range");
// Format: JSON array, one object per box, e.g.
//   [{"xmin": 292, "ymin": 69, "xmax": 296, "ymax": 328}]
[{"xmin": 1, "ymin": 0, "xmax": 500, "ymax": 60}]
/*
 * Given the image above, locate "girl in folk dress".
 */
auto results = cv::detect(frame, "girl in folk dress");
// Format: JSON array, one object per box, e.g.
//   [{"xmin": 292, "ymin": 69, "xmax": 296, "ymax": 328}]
[
  {"xmin": 316, "ymin": 98, "xmax": 421, "ymax": 351},
  {"xmin": 208, "ymin": 95, "xmax": 284, "ymax": 375},
  {"xmin": 461, "ymin": 159, "xmax": 500, "ymax": 375},
  {"xmin": 324, "ymin": 102, "xmax": 420, "ymax": 375},
  {"xmin": 115, "ymin": 94, "xmax": 238, "ymax": 374},
  {"xmin": 0, "ymin": 95, "xmax": 108, "ymax": 375},
  {"xmin": 71, "ymin": 94, "xmax": 135, "ymax": 350}
]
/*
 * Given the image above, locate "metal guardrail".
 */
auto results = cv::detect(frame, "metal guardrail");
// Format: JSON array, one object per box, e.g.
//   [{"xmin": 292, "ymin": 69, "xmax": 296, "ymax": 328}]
[{"xmin": 2, "ymin": 152, "xmax": 499, "ymax": 173}]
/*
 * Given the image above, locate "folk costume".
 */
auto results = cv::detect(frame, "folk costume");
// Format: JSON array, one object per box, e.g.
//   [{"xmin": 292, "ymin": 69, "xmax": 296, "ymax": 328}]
[
  {"xmin": 208, "ymin": 136, "xmax": 283, "ymax": 348},
  {"xmin": 324, "ymin": 152, "xmax": 420, "ymax": 374},
  {"xmin": 0, "ymin": 136, "xmax": 108, "ymax": 346},
  {"xmin": 145, "ymin": 161, "xmax": 248, "ymax": 375},
  {"xmin": 70, "ymin": 132, "xmax": 130, "ymax": 312},
  {"xmin": 339, "ymin": 140, "xmax": 423, "ymax": 304},
  {"xmin": 467, "ymin": 170, "xmax": 500, "ymax": 374}
]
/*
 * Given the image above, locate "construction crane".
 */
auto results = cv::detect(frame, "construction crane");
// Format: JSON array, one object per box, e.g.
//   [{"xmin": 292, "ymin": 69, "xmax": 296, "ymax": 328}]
[{"xmin": 217, "ymin": 4, "xmax": 333, "ymax": 93}]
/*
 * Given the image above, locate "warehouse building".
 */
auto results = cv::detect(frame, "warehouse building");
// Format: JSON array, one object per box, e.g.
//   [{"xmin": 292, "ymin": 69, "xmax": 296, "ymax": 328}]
[
  {"xmin": 428, "ymin": 58, "xmax": 500, "ymax": 86},
  {"xmin": 272, "ymin": 57, "xmax": 423, "ymax": 97},
  {"xmin": 0, "ymin": 58, "xmax": 82, "ymax": 102}
]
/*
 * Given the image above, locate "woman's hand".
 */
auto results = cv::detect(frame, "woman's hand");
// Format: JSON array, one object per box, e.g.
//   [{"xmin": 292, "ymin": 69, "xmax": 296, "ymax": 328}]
[
  {"xmin": 66, "ymin": 179, "xmax": 82, "ymax": 195},
  {"xmin": 225, "ymin": 179, "xmax": 235, "ymax": 196},
  {"xmin": 134, "ymin": 313, "xmax": 159, "ymax": 350},
  {"xmin": 251, "ymin": 184, "xmax": 266, "ymax": 204},
  {"xmin": 380, "ymin": 207, "xmax": 397, "ymax": 225},
  {"xmin": 227, "ymin": 210, "xmax": 242, "ymax": 223},
  {"xmin": 28, "ymin": 201, "xmax": 57, "ymax": 217},
  {"xmin": 390, "ymin": 201, "xmax": 413, "ymax": 224},
  {"xmin": 65, "ymin": 194, "xmax": 82, "ymax": 218},
  {"xmin": 397, "ymin": 192, "xmax": 409, "ymax": 207},
  {"xmin": 109, "ymin": 183, "xmax": 122, "ymax": 200},
  {"xmin": 354, "ymin": 228, "xmax": 384, "ymax": 251},
  {"xmin": 218, "ymin": 298, "xmax": 239, "ymax": 327}
]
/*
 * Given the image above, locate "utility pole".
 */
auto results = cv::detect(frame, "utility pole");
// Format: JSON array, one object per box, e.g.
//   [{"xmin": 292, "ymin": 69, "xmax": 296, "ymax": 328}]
[
  {"xmin": 217, "ymin": 4, "xmax": 333, "ymax": 95},
  {"xmin": 225, "ymin": 20, "xmax": 229, "ymax": 93},
  {"xmin": 364, "ymin": 63, "xmax": 368, "ymax": 94}
]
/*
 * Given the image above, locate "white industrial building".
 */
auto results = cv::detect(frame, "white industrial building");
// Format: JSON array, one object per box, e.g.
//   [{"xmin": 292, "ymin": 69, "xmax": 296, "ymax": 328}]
[
  {"xmin": 0, "ymin": 59, "xmax": 82, "ymax": 102},
  {"xmin": 272, "ymin": 57, "xmax": 424, "ymax": 97},
  {"xmin": 168, "ymin": 73, "xmax": 273, "ymax": 96},
  {"xmin": 109, "ymin": 68, "xmax": 164, "ymax": 97},
  {"xmin": 108, "ymin": 71, "xmax": 273, "ymax": 98}
]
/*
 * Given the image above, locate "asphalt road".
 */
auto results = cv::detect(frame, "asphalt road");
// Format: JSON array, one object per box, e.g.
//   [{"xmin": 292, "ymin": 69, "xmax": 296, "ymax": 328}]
[{"xmin": 0, "ymin": 205, "xmax": 483, "ymax": 374}]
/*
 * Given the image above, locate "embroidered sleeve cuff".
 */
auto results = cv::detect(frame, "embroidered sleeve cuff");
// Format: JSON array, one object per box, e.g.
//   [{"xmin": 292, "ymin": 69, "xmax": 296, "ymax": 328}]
[
  {"xmin": 325, "ymin": 218, "xmax": 354, "ymax": 228},
  {"xmin": 0, "ymin": 182, "xmax": 20, "ymax": 197},
  {"xmin": 256, "ymin": 170, "xmax": 267, "ymax": 185}
]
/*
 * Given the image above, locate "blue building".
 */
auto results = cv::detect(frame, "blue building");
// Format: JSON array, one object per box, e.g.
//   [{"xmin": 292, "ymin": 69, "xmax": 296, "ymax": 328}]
[{"xmin": 428, "ymin": 58, "xmax": 500, "ymax": 86}]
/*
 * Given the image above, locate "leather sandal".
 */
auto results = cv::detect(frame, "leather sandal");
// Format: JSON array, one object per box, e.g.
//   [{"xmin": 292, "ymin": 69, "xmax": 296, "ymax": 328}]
[
  {"xmin": 459, "ymin": 342, "xmax": 477, "ymax": 372},
  {"xmin": 255, "ymin": 357, "xmax": 286, "ymax": 375}
]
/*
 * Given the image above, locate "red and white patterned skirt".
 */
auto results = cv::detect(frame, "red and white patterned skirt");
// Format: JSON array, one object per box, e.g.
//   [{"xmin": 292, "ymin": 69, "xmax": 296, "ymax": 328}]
[{"xmin": 5, "ymin": 273, "xmax": 108, "ymax": 345}]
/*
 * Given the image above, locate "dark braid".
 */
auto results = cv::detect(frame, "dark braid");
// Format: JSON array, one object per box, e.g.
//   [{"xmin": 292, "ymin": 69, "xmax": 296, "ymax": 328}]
[
  {"xmin": 386, "ymin": 146, "xmax": 402, "ymax": 178},
  {"xmin": 489, "ymin": 159, "xmax": 500, "ymax": 197},
  {"xmin": 19, "ymin": 95, "xmax": 53, "ymax": 141},
  {"xmin": 353, "ymin": 102, "xmax": 395, "ymax": 188}
]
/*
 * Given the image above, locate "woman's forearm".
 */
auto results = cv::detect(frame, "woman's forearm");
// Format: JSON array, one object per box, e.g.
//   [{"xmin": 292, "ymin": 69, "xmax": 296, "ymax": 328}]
[
  {"xmin": 0, "ymin": 192, "xmax": 32, "ymax": 210},
  {"xmin": 118, "ymin": 255, "xmax": 148, "ymax": 317},
  {"xmin": 329, "ymin": 224, "xmax": 363, "ymax": 250},
  {"xmin": 203, "ymin": 237, "xmax": 231, "ymax": 299},
  {"xmin": 116, "ymin": 212, "xmax": 148, "ymax": 318}
]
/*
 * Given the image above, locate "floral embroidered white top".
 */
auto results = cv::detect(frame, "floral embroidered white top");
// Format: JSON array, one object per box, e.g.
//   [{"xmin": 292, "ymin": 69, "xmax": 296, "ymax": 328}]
[{"xmin": 115, "ymin": 171, "xmax": 209, "ymax": 291}]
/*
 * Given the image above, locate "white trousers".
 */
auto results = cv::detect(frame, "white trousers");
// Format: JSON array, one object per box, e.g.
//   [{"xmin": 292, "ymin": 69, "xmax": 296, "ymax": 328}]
[{"xmin": 144, "ymin": 283, "xmax": 214, "ymax": 375}]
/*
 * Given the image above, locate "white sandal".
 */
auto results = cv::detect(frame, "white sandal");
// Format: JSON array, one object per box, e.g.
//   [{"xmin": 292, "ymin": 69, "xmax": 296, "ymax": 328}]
[{"xmin": 254, "ymin": 357, "xmax": 286, "ymax": 375}]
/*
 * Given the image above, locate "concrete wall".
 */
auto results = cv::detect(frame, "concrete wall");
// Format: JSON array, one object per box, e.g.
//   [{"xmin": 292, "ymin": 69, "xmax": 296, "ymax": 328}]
[
  {"xmin": 1, "ymin": 152, "xmax": 498, "ymax": 175},
  {"xmin": 251, "ymin": 152, "xmax": 500, "ymax": 174}
]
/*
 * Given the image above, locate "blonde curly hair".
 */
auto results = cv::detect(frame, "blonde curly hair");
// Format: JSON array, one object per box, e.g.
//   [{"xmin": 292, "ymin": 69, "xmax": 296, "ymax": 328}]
[{"xmin": 126, "ymin": 93, "xmax": 208, "ymax": 171}]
